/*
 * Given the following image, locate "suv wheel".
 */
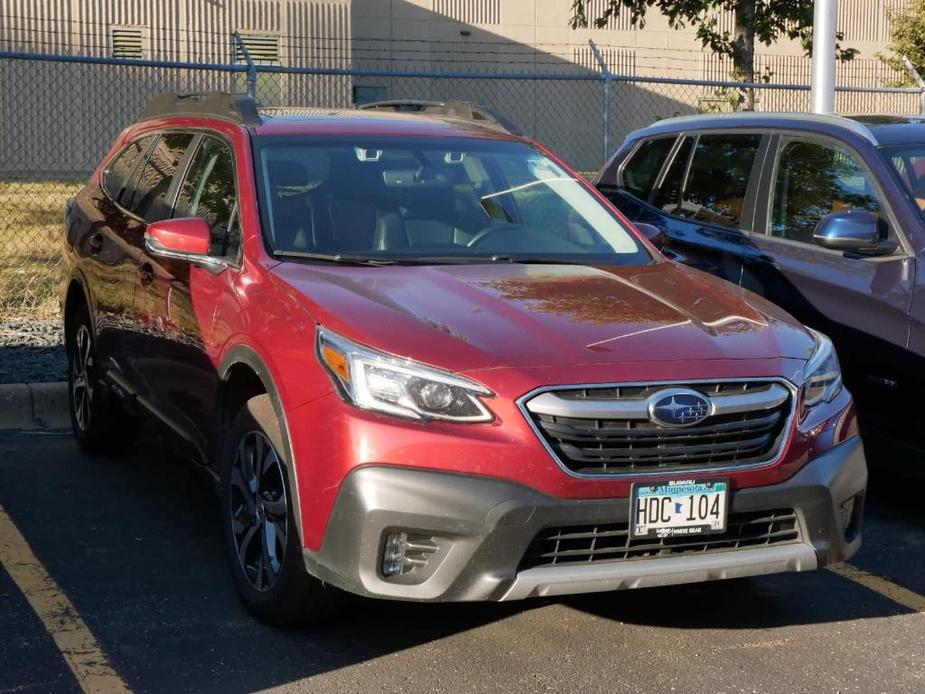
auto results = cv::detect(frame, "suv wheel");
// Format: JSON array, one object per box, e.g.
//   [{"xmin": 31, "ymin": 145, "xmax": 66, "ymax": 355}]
[
  {"xmin": 221, "ymin": 394, "xmax": 341, "ymax": 625},
  {"xmin": 67, "ymin": 303, "xmax": 138, "ymax": 452}
]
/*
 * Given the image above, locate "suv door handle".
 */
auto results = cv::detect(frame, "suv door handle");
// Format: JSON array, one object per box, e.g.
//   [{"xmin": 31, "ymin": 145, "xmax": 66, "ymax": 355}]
[
  {"xmin": 88, "ymin": 232, "xmax": 103, "ymax": 255},
  {"xmin": 139, "ymin": 261, "xmax": 155, "ymax": 287},
  {"xmin": 758, "ymin": 254, "xmax": 782, "ymax": 270}
]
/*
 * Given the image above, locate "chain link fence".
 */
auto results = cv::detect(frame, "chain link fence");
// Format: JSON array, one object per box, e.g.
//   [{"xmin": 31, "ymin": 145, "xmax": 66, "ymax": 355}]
[{"xmin": 1, "ymin": 50, "xmax": 922, "ymax": 323}]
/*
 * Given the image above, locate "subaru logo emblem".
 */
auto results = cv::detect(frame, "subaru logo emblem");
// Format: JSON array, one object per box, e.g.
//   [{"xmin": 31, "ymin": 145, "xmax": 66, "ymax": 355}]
[{"xmin": 648, "ymin": 388, "xmax": 713, "ymax": 427}]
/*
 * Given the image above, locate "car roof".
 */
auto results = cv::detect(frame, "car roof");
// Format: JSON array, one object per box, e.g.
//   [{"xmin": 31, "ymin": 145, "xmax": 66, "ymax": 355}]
[
  {"xmin": 249, "ymin": 108, "xmax": 525, "ymax": 141},
  {"xmin": 136, "ymin": 94, "xmax": 526, "ymax": 142},
  {"xmin": 848, "ymin": 115, "xmax": 925, "ymax": 146},
  {"xmin": 627, "ymin": 111, "xmax": 925, "ymax": 147}
]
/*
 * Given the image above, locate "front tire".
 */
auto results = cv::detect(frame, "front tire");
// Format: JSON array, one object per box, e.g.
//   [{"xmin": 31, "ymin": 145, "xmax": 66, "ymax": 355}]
[
  {"xmin": 221, "ymin": 394, "xmax": 341, "ymax": 625},
  {"xmin": 66, "ymin": 303, "xmax": 138, "ymax": 453}
]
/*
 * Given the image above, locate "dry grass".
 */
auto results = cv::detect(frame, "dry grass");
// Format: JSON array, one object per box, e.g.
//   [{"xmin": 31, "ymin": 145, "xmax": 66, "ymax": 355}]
[{"xmin": 0, "ymin": 179, "xmax": 83, "ymax": 320}]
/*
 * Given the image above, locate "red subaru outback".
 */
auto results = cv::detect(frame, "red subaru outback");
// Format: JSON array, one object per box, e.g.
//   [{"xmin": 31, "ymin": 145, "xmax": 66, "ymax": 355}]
[{"xmin": 62, "ymin": 93, "xmax": 866, "ymax": 624}]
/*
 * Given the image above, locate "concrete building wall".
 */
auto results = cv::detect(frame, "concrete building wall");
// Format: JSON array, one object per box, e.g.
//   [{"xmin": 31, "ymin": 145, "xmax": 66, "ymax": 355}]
[
  {"xmin": 0, "ymin": 1, "xmax": 917, "ymax": 176},
  {"xmin": 0, "ymin": 0, "xmax": 910, "ymax": 79}
]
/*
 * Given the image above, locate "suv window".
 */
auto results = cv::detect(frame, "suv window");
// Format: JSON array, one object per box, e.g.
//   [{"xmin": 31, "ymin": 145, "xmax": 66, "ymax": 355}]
[
  {"xmin": 125, "ymin": 132, "xmax": 194, "ymax": 222},
  {"xmin": 621, "ymin": 137, "xmax": 676, "ymax": 199},
  {"xmin": 102, "ymin": 135, "xmax": 154, "ymax": 205},
  {"xmin": 651, "ymin": 136, "xmax": 693, "ymax": 211},
  {"xmin": 174, "ymin": 136, "xmax": 240, "ymax": 259},
  {"xmin": 675, "ymin": 133, "xmax": 761, "ymax": 228},
  {"xmin": 770, "ymin": 138, "xmax": 882, "ymax": 244}
]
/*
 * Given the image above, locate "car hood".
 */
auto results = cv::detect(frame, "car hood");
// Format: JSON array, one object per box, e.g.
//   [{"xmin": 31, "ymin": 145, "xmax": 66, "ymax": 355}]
[{"xmin": 271, "ymin": 261, "xmax": 817, "ymax": 373}]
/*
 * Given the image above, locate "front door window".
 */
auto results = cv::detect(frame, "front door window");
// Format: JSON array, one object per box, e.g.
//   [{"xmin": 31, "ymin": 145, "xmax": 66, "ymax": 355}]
[{"xmin": 769, "ymin": 138, "xmax": 883, "ymax": 244}]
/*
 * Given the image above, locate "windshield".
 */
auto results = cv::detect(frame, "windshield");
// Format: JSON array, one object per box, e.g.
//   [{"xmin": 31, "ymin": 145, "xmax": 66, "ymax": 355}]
[
  {"xmin": 253, "ymin": 136, "xmax": 650, "ymax": 265},
  {"xmin": 882, "ymin": 144, "xmax": 925, "ymax": 212}
]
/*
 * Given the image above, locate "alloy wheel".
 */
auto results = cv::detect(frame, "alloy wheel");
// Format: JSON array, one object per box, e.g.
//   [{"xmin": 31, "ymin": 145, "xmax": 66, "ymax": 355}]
[
  {"xmin": 229, "ymin": 431, "xmax": 289, "ymax": 592},
  {"xmin": 71, "ymin": 324, "xmax": 94, "ymax": 432}
]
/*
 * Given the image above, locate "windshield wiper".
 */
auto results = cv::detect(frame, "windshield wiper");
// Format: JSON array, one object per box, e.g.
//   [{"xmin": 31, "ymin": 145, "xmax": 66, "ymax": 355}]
[
  {"xmin": 273, "ymin": 251, "xmax": 397, "ymax": 266},
  {"xmin": 274, "ymin": 251, "xmax": 601, "ymax": 267},
  {"xmin": 484, "ymin": 255, "xmax": 592, "ymax": 265},
  {"xmin": 372, "ymin": 255, "xmax": 598, "ymax": 266}
]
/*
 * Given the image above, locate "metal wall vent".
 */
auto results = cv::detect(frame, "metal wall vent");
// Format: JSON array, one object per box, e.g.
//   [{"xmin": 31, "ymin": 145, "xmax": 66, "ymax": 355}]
[
  {"xmin": 232, "ymin": 33, "xmax": 281, "ymax": 64},
  {"xmin": 110, "ymin": 26, "xmax": 144, "ymax": 60}
]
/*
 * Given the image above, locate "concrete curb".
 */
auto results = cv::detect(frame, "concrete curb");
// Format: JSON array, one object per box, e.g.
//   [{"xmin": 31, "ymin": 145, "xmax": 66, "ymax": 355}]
[{"xmin": 0, "ymin": 382, "xmax": 69, "ymax": 430}]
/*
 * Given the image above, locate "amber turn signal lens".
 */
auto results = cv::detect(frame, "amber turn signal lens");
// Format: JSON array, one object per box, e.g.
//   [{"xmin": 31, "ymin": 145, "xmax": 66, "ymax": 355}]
[{"xmin": 320, "ymin": 343, "xmax": 350, "ymax": 383}]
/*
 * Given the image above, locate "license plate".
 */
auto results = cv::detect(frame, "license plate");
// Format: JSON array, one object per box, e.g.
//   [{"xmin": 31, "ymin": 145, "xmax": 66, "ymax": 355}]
[{"xmin": 631, "ymin": 479, "xmax": 729, "ymax": 539}]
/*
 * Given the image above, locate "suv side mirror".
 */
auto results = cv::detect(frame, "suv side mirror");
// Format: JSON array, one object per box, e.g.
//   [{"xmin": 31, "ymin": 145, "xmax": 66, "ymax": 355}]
[
  {"xmin": 813, "ymin": 211, "xmax": 881, "ymax": 252},
  {"xmin": 635, "ymin": 222, "xmax": 666, "ymax": 250},
  {"xmin": 145, "ymin": 218, "xmax": 211, "ymax": 260}
]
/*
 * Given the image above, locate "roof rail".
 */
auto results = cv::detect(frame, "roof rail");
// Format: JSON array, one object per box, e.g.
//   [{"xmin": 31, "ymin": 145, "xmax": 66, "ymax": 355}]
[
  {"xmin": 139, "ymin": 92, "xmax": 262, "ymax": 126},
  {"xmin": 357, "ymin": 99, "xmax": 522, "ymax": 136}
]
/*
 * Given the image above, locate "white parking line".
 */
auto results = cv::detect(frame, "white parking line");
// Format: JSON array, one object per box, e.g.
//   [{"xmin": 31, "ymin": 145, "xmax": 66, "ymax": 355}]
[
  {"xmin": 0, "ymin": 504, "xmax": 132, "ymax": 694},
  {"xmin": 829, "ymin": 563, "xmax": 925, "ymax": 613}
]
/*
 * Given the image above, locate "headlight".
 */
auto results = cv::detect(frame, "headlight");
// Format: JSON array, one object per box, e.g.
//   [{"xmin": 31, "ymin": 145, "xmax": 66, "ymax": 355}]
[
  {"xmin": 317, "ymin": 327, "xmax": 494, "ymax": 423},
  {"xmin": 802, "ymin": 328, "xmax": 843, "ymax": 407}
]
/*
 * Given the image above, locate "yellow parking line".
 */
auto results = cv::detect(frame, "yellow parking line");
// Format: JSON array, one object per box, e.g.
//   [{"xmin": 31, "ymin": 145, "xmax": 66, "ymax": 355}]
[
  {"xmin": 829, "ymin": 563, "xmax": 925, "ymax": 613},
  {"xmin": 0, "ymin": 504, "xmax": 131, "ymax": 694}
]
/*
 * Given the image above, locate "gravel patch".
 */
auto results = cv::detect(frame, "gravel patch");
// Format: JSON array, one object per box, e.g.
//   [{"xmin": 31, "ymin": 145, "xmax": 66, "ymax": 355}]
[{"xmin": 0, "ymin": 317, "xmax": 66, "ymax": 384}]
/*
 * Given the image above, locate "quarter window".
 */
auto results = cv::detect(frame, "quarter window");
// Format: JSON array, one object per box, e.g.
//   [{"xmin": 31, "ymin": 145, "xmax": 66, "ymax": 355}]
[
  {"xmin": 770, "ymin": 138, "xmax": 882, "ymax": 244},
  {"xmin": 125, "ymin": 132, "xmax": 194, "ymax": 222},
  {"xmin": 621, "ymin": 137, "xmax": 676, "ymax": 199},
  {"xmin": 175, "ymin": 136, "xmax": 240, "ymax": 259},
  {"xmin": 676, "ymin": 133, "xmax": 761, "ymax": 228},
  {"xmin": 102, "ymin": 135, "xmax": 154, "ymax": 205}
]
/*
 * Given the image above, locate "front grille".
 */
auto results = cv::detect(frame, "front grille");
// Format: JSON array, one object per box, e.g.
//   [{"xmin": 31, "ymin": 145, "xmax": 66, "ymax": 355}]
[
  {"xmin": 524, "ymin": 381, "xmax": 793, "ymax": 475},
  {"xmin": 520, "ymin": 508, "xmax": 800, "ymax": 570}
]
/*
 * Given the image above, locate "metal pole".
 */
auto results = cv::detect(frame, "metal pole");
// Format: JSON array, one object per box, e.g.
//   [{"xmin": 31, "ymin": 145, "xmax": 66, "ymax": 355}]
[
  {"xmin": 902, "ymin": 56, "xmax": 925, "ymax": 115},
  {"xmin": 810, "ymin": 0, "xmax": 837, "ymax": 114},
  {"xmin": 588, "ymin": 39, "xmax": 613, "ymax": 164},
  {"xmin": 232, "ymin": 31, "xmax": 257, "ymax": 101}
]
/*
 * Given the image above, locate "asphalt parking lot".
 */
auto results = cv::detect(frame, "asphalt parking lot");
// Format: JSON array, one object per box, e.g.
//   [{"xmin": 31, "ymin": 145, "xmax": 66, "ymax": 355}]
[{"xmin": 1, "ymin": 428, "xmax": 923, "ymax": 694}]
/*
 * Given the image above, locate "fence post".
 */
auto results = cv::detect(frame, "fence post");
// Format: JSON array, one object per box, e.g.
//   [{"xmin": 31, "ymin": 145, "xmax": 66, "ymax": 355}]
[
  {"xmin": 588, "ymin": 39, "xmax": 612, "ymax": 165},
  {"xmin": 902, "ymin": 56, "xmax": 925, "ymax": 115},
  {"xmin": 232, "ymin": 31, "xmax": 257, "ymax": 101}
]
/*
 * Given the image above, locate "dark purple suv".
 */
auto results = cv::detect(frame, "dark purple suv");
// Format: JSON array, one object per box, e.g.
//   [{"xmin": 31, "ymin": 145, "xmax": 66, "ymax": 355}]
[{"xmin": 596, "ymin": 113, "xmax": 925, "ymax": 462}]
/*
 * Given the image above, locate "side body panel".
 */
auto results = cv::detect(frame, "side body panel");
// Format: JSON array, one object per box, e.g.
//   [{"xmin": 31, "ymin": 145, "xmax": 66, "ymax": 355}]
[
  {"xmin": 742, "ymin": 131, "xmax": 919, "ymax": 451},
  {"xmin": 66, "ymin": 163, "xmax": 146, "ymax": 382}
]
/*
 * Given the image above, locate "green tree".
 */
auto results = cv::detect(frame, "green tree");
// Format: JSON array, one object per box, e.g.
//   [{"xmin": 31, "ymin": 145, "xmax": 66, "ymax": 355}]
[
  {"xmin": 570, "ymin": 0, "xmax": 858, "ymax": 108},
  {"xmin": 878, "ymin": 0, "xmax": 925, "ymax": 86}
]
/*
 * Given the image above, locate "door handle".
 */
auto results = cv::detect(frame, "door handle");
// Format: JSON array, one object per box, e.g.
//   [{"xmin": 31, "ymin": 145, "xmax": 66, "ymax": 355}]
[
  {"xmin": 139, "ymin": 261, "xmax": 155, "ymax": 287},
  {"xmin": 88, "ymin": 232, "xmax": 103, "ymax": 255},
  {"xmin": 758, "ymin": 254, "xmax": 782, "ymax": 270}
]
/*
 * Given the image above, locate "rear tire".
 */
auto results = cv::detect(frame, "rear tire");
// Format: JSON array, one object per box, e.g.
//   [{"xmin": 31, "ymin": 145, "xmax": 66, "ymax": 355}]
[
  {"xmin": 221, "ymin": 394, "xmax": 342, "ymax": 626},
  {"xmin": 66, "ymin": 302, "xmax": 138, "ymax": 453}
]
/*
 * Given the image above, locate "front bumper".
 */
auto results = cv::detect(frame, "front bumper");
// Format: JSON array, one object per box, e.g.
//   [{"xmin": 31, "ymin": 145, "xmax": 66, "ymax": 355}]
[{"xmin": 304, "ymin": 436, "xmax": 867, "ymax": 602}]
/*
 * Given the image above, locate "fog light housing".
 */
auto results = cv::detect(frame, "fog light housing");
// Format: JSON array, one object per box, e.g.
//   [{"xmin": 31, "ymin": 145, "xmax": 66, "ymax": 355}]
[
  {"xmin": 839, "ymin": 497, "xmax": 855, "ymax": 529},
  {"xmin": 382, "ymin": 532, "xmax": 407, "ymax": 577},
  {"xmin": 839, "ymin": 494, "xmax": 862, "ymax": 541},
  {"xmin": 381, "ymin": 530, "xmax": 439, "ymax": 579}
]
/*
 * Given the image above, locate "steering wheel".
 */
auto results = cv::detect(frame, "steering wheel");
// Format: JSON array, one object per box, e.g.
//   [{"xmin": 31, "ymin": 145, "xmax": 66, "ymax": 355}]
[{"xmin": 466, "ymin": 222, "xmax": 522, "ymax": 248}]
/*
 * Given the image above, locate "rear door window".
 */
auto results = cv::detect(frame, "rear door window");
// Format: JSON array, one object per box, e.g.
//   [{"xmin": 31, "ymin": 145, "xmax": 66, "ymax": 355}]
[
  {"xmin": 675, "ymin": 133, "xmax": 762, "ymax": 228},
  {"xmin": 102, "ymin": 135, "xmax": 155, "ymax": 206},
  {"xmin": 769, "ymin": 137, "xmax": 883, "ymax": 244},
  {"xmin": 650, "ymin": 136, "xmax": 693, "ymax": 212},
  {"xmin": 620, "ymin": 137, "xmax": 676, "ymax": 199},
  {"xmin": 174, "ymin": 136, "xmax": 240, "ymax": 259},
  {"xmin": 125, "ymin": 132, "xmax": 194, "ymax": 222}
]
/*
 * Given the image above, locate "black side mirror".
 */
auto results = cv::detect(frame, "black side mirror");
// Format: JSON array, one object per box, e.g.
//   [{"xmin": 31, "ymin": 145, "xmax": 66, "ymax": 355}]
[
  {"xmin": 813, "ymin": 211, "xmax": 881, "ymax": 252},
  {"xmin": 635, "ymin": 222, "xmax": 666, "ymax": 250}
]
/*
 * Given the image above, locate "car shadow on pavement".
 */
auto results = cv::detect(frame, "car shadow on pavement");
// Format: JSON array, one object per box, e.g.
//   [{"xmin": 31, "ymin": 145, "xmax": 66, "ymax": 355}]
[{"xmin": 0, "ymin": 429, "xmax": 920, "ymax": 693}]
